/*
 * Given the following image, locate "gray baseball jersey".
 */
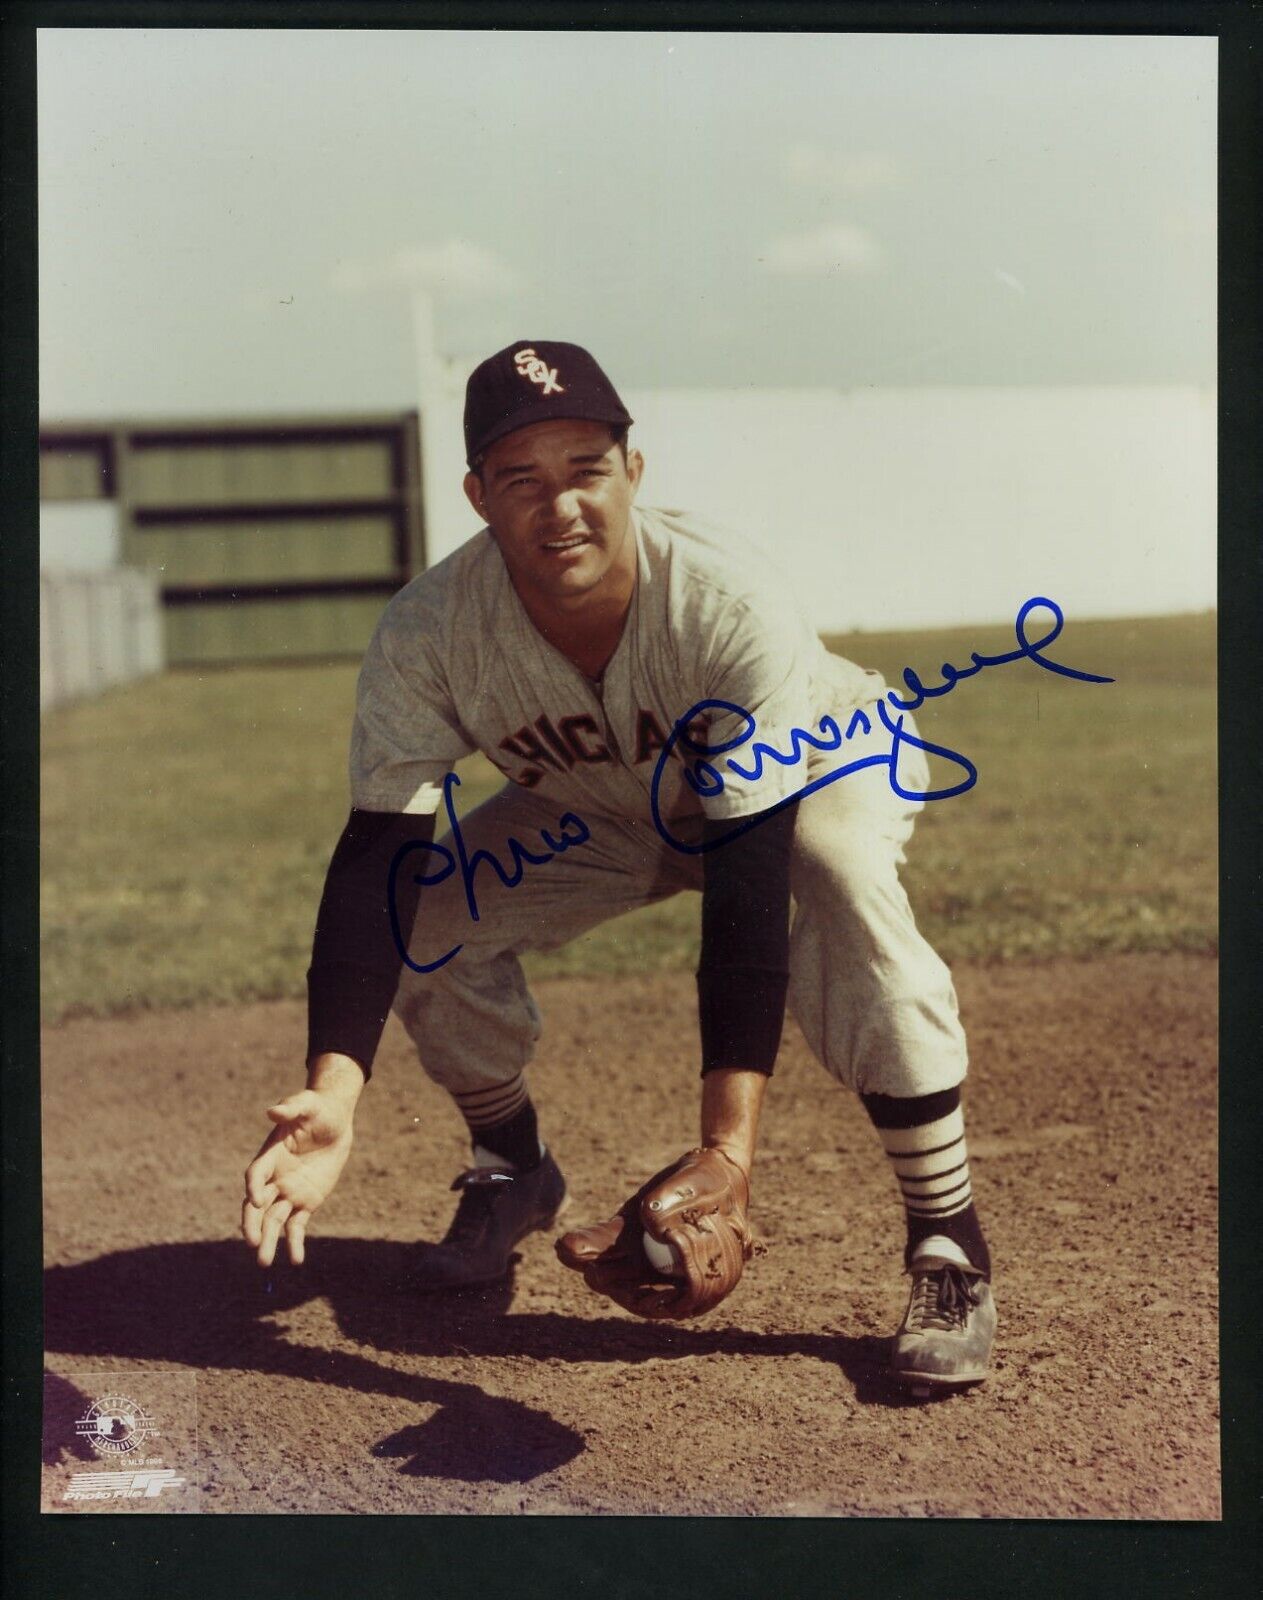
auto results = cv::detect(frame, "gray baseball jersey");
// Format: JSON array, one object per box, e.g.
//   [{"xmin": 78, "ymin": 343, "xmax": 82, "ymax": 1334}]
[{"xmin": 350, "ymin": 505, "xmax": 887, "ymax": 827}]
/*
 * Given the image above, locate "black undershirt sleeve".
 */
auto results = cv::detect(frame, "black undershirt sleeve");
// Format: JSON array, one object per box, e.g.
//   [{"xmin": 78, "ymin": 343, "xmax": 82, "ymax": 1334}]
[
  {"xmin": 696, "ymin": 805, "xmax": 796, "ymax": 1076},
  {"xmin": 305, "ymin": 808, "xmax": 438, "ymax": 1077},
  {"xmin": 311, "ymin": 803, "xmax": 794, "ymax": 1081}
]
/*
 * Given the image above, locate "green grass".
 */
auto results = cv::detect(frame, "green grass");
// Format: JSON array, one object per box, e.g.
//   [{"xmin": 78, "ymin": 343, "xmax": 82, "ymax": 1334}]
[{"xmin": 41, "ymin": 611, "xmax": 1216, "ymax": 1021}]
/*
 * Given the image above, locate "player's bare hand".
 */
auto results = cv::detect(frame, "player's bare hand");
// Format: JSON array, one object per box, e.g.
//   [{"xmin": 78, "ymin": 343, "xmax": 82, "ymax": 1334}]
[{"xmin": 241, "ymin": 1088, "xmax": 355, "ymax": 1268}]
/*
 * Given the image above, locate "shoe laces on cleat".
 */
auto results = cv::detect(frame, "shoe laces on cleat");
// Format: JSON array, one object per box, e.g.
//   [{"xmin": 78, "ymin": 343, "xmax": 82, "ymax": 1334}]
[{"xmin": 905, "ymin": 1262, "xmax": 983, "ymax": 1333}]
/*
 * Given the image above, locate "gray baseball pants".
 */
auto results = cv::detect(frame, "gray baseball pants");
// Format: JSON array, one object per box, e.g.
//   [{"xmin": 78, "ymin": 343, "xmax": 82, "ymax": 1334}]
[{"xmin": 390, "ymin": 713, "xmax": 968, "ymax": 1102}]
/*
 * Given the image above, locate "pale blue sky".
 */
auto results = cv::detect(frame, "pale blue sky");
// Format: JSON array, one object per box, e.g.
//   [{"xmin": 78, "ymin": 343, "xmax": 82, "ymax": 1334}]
[{"xmin": 38, "ymin": 29, "xmax": 1216, "ymax": 417}]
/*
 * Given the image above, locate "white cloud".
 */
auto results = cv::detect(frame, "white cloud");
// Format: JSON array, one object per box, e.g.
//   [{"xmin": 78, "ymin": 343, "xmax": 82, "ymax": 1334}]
[
  {"xmin": 760, "ymin": 223, "xmax": 882, "ymax": 276},
  {"xmin": 785, "ymin": 143, "xmax": 905, "ymax": 194},
  {"xmin": 330, "ymin": 238, "xmax": 520, "ymax": 298}
]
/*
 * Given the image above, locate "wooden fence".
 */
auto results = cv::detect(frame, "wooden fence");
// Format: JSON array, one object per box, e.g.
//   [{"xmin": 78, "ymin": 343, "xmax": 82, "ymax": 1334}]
[{"xmin": 39, "ymin": 413, "xmax": 425, "ymax": 665}]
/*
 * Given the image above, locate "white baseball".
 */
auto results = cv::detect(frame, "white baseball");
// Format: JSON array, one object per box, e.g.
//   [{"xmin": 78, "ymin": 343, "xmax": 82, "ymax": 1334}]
[{"xmin": 642, "ymin": 1229, "xmax": 684, "ymax": 1277}]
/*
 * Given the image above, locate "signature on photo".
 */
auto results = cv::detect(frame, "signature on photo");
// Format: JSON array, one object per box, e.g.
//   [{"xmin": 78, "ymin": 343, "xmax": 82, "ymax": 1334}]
[{"xmin": 389, "ymin": 596, "xmax": 1113, "ymax": 971}]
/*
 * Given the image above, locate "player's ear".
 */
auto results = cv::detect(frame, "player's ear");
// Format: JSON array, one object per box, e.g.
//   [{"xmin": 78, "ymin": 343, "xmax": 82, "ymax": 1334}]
[
  {"xmin": 463, "ymin": 470, "xmax": 488, "ymax": 522},
  {"xmin": 625, "ymin": 447, "xmax": 645, "ymax": 498}
]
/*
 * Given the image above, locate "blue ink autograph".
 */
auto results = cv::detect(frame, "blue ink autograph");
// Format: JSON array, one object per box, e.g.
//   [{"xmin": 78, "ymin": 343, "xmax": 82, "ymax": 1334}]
[
  {"xmin": 650, "ymin": 595, "xmax": 1113, "ymax": 855},
  {"xmin": 387, "ymin": 774, "xmax": 591, "ymax": 973},
  {"xmin": 389, "ymin": 596, "xmax": 1112, "ymax": 965}
]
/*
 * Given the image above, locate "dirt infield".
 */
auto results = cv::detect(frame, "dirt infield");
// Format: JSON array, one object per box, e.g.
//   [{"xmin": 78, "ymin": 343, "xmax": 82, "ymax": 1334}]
[{"xmin": 40, "ymin": 953, "xmax": 1218, "ymax": 1518}]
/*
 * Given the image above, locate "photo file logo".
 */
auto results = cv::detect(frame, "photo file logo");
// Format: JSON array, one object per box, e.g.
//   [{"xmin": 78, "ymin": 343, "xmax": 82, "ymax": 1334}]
[{"xmin": 63, "ymin": 1467, "xmax": 187, "ymax": 1502}]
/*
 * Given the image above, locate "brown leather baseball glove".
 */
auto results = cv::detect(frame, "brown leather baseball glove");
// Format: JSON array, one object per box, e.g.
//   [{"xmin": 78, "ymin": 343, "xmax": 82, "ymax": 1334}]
[{"xmin": 554, "ymin": 1146, "xmax": 757, "ymax": 1320}]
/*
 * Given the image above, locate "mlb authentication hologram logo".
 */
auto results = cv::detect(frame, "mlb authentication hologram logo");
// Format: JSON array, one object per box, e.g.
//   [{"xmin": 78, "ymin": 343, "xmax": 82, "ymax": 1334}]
[{"xmin": 74, "ymin": 1391, "xmax": 160, "ymax": 1456}]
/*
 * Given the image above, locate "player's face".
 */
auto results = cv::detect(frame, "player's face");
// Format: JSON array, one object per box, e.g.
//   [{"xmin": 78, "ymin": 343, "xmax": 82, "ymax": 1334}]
[{"xmin": 464, "ymin": 420, "xmax": 644, "ymax": 608}]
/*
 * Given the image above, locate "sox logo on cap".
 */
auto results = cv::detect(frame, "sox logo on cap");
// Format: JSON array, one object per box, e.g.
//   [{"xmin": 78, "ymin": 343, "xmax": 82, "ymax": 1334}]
[{"xmin": 514, "ymin": 347, "xmax": 564, "ymax": 395}]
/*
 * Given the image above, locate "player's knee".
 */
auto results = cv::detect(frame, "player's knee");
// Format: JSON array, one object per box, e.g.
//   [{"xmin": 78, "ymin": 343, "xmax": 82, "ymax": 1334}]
[
  {"xmin": 795, "ymin": 824, "xmax": 892, "ymax": 912},
  {"xmin": 390, "ymin": 972, "xmax": 439, "ymax": 1037}
]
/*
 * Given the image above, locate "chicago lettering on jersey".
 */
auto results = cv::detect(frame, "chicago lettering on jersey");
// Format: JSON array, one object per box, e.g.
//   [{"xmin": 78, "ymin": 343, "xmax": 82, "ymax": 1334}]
[{"xmin": 494, "ymin": 707, "xmax": 707, "ymax": 787}]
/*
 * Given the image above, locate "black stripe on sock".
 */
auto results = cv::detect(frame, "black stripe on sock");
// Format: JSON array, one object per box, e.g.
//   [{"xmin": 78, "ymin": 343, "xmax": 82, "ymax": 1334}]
[
  {"xmin": 900, "ymin": 1175, "xmax": 972, "ymax": 1206},
  {"xmin": 862, "ymin": 1085, "xmax": 962, "ymax": 1131},
  {"xmin": 904, "ymin": 1202, "xmax": 991, "ymax": 1280},
  {"xmin": 458, "ymin": 1087, "xmax": 527, "ymax": 1116},
  {"xmin": 887, "ymin": 1133, "xmax": 963, "ymax": 1161},
  {"xmin": 470, "ymin": 1099, "xmax": 541, "ymax": 1171},
  {"xmin": 461, "ymin": 1082, "xmax": 527, "ymax": 1116},
  {"xmin": 906, "ymin": 1194, "xmax": 975, "ymax": 1218},
  {"xmin": 455, "ymin": 1079, "xmax": 526, "ymax": 1107},
  {"xmin": 895, "ymin": 1160, "xmax": 969, "ymax": 1186}
]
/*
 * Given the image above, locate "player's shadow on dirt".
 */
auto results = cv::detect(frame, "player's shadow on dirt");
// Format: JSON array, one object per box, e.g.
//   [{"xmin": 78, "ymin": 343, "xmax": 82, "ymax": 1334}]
[
  {"xmin": 43, "ymin": 1241, "xmax": 589, "ymax": 1484},
  {"xmin": 41, "ymin": 1372, "xmax": 100, "ymax": 1467},
  {"xmin": 43, "ymin": 1237, "xmax": 918, "ymax": 1488}
]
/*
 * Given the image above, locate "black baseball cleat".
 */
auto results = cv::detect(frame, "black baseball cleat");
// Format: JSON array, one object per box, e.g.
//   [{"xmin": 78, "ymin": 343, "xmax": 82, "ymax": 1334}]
[
  {"xmin": 890, "ymin": 1254, "xmax": 997, "ymax": 1396},
  {"xmin": 404, "ymin": 1149, "xmax": 567, "ymax": 1291}
]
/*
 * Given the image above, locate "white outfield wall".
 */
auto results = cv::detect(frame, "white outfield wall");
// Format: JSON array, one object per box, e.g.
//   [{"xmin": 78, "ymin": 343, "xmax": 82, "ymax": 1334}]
[
  {"xmin": 40, "ymin": 567, "xmax": 166, "ymax": 713},
  {"xmin": 416, "ymin": 378, "xmax": 1215, "ymax": 634}
]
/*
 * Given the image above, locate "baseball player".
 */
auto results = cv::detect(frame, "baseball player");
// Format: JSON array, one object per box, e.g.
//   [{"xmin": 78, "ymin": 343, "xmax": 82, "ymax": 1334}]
[{"xmin": 242, "ymin": 340, "xmax": 996, "ymax": 1392}]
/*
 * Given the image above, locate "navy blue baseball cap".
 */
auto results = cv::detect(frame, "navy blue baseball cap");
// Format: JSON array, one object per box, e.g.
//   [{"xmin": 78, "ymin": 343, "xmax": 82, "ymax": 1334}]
[{"xmin": 463, "ymin": 340, "xmax": 634, "ymax": 466}]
